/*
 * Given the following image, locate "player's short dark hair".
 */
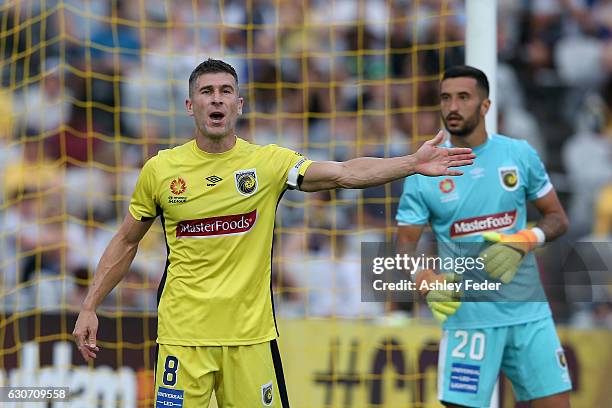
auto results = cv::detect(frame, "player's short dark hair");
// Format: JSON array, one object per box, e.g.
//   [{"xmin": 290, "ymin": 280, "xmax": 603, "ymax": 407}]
[
  {"xmin": 188, "ymin": 59, "xmax": 239, "ymax": 97},
  {"xmin": 442, "ymin": 65, "xmax": 489, "ymax": 98}
]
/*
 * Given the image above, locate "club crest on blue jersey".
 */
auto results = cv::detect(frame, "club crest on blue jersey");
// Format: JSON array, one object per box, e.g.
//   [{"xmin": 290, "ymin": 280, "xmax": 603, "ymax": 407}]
[
  {"xmin": 498, "ymin": 166, "xmax": 519, "ymax": 191},
  {"xmin": 234, "ymin": 168, "xmax": 258, "ymax": 196},
  {"xmin": 556, "ymin": 348, "xmax": 568, "ymax": 370},
  {"xmin": 261, "ymin": 381, "xmax": 273, "ymax": 406}
]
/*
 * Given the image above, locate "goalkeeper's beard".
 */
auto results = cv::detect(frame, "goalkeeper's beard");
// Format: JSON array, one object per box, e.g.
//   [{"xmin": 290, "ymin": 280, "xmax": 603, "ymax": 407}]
[{"xmin": 443, "ymin": 113, "xmax": 480, "ymax": 137}]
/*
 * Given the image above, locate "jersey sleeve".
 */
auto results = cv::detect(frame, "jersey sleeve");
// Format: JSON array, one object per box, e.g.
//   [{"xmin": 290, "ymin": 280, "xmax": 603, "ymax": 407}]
[
  {"xmin": 523, "ymin": 141, "xmax": 553, "ymax": 201},
  {"xmin": 396, "ymin": 175, "xmax": 430, "ymax": 225},
  {"xmin": 129, "ymin": 156, "xmax": 159, "ymax": 221},
  {"xmin": 268, "ymin": 145, "xmax": 313, "ymax": 190}
]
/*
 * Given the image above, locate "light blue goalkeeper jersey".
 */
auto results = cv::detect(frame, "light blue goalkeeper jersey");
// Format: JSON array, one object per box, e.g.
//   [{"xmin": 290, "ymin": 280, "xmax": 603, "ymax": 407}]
[{"xmin": 396, "ymin": 134, "xmax": 554, "ymax": 329}]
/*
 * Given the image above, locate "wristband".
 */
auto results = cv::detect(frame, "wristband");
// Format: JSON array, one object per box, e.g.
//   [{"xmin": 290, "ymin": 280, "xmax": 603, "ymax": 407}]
[{"xmin": 531, "ymin": 227, "xmax": 546, "ymax": 247}]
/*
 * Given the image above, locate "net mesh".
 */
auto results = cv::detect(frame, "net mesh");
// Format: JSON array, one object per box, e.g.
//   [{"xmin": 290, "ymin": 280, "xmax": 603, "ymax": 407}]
[{"xmin": 0, "ymin": 1, "xmax": 465, "ymax": 406}]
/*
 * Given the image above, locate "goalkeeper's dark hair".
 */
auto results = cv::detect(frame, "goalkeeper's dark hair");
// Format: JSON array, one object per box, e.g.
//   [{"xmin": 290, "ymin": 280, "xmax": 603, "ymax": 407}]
[
  {"xmin": 189, "ymin": 59, "xmax": 239, "ymax": 97},
  {"xmin": 442, "ymin": 65, "xmax": 489, "ymax": 98}
]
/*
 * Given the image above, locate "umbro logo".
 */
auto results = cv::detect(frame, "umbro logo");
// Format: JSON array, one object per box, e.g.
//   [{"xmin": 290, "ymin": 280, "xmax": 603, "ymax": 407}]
[{"xmin": 206, "ymin": 175, "xmax": 223, "ymax": 186}]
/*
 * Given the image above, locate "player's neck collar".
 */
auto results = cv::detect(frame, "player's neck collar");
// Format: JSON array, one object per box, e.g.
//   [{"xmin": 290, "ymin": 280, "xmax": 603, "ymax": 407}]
[
  {"xmin": 193, "ymin": 136, "xmax": 241, "ymax": 158},
  {"xmin": 444, "ymin": 133, "xmax": 492, "ymax": 152}
]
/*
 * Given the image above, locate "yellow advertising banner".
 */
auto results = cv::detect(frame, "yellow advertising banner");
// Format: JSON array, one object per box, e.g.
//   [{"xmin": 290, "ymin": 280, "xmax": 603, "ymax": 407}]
[
  {"xmin": 3, "ymin": 314, "xmax": 608, "ymax": 407},
  {"xmin": 273, "ymin": 320, "xmax": 611, "ymax": 408}
]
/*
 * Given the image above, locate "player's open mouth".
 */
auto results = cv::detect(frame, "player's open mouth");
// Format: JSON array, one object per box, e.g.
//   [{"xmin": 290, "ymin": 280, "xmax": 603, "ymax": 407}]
[{"xmin": 209, "ymin": 112, "xmax": 226, "ymax": 125}]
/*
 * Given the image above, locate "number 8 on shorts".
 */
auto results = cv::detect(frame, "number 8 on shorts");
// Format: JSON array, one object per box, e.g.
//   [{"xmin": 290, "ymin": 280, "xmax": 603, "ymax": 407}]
[{"xmin": 163, "ymin": 356, "xmax": 179, "ymax": 387}]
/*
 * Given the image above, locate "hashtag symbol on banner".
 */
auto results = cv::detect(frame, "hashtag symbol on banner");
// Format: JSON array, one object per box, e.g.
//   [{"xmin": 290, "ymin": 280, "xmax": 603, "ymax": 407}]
[{"xmin": 313, "ymin": 338, "xmax": 361, "ymax": 406}]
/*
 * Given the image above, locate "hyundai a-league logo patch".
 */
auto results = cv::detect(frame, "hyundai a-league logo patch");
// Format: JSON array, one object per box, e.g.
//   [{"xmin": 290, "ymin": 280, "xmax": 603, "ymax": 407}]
[
  {"xmin": 170, "ymin": 178, "xmax": 187, "ymax": 195},
  {"xmin": 261, "ymin": 381, "xmax": 273, "ymax": 406},
  {"xmin": 498, "ymin": 166, "xmax": 519, "ymax": 191},
  {"xmin": 169, "ymin": 177, "xmax": 188, "ymax": 204},
  {"xmin": 439, "ymin": 178, "xmax": 455, "ymax": 194},
  {"xmin": 235, "ymin": 168, "xmax": 258, "ymax": 196}
]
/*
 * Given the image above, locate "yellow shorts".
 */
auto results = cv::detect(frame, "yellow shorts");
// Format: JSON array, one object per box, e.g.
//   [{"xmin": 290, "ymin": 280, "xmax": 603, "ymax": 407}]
[{"xmin": 154, "ymin": 340, "xmax": 289, "ymax": 407}]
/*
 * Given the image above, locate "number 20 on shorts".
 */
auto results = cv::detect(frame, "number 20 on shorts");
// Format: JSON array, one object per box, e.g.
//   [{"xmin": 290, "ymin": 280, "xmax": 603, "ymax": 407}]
[
  {"xmin": 451, "ymin": 331, "xmax": 486, "ymax": 361},
  {"xmin": 163, "ymin": 356, "xmax": 180, "ymax": 387}
]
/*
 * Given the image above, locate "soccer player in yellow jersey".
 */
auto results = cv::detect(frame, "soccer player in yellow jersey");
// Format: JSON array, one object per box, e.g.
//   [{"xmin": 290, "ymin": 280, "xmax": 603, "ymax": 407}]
[{"xmin": 73, "ymin": 59, "xmax": 475, "ymax": 407}]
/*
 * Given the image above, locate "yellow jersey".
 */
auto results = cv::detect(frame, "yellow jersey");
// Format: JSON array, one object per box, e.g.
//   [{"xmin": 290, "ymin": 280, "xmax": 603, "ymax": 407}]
[{"xmin": 129, "ymin": 138, "xmax": 312, "ymax": 345}]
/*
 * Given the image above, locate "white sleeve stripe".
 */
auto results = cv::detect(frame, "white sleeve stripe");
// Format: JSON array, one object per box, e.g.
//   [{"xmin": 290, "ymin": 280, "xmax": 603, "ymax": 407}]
[
  {"xmin": 535, "ymin": 182, "xmax": 553, "ymax": 199},
  {"xmin": 287, "ymin": 159, "xmax": 305, "ymax": 188},
  {"xmin": 438, "ymin": 330, "xmax": 449, "ymax": 401}
]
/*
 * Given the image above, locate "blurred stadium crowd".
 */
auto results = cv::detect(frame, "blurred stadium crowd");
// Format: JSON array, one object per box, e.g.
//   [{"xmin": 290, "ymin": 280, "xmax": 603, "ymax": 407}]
[{"xmin": 0, "ymin": 0, "xmax": 610, "ymax": 328}]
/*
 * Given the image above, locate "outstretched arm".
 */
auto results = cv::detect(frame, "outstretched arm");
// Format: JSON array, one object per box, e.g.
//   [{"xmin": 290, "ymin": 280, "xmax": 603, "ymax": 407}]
[
  {"xmin": 299, "ymin": 131, "xmax": 474, "ymax": 192},
  {"xmin": 72, "ymin": 213, "xmax": 154, "ymax": 362}
]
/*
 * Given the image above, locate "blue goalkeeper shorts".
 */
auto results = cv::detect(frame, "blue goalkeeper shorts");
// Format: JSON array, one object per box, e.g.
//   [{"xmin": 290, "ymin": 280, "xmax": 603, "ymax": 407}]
[{"xmin": 438, "ymin": 316, "xmax": 572, "ymax": 407}]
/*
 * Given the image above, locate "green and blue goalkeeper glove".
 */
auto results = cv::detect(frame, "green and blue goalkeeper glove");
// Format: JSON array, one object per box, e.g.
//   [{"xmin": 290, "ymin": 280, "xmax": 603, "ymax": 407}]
[
  {"xmin": 417, "ymin": 270, "xmax": 462, "ymax": 323},
  {"xmin": 480, "ymin": 228, "xmax": 544, "ymax": 284}
]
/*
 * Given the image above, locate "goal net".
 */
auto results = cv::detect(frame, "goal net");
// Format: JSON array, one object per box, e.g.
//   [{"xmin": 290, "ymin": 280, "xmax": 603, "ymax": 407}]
[{"xmin": 0, "ymin": 1, "xmax": 466, "ymax": 406}]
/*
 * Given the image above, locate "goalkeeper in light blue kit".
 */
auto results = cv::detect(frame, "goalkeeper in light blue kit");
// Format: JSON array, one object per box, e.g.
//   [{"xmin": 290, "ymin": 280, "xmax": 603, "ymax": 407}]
[{"xmin": 396, "ymin": 66, "xmax": 572, "ymax": 407}]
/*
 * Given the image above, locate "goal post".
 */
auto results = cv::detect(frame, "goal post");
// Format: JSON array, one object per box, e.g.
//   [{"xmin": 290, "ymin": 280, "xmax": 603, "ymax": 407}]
[
  {"xmin": 466, "ymin": 3, "xmax": 499, "ymax": 406},
  {"xmin": 466, "ymin": 0, "xmax": 498, "ymax": 133}
]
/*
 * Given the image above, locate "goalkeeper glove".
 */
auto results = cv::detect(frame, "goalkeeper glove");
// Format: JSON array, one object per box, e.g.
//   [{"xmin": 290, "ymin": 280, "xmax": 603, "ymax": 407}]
[
  {"xmin": 416, "ymin": 270, "xmax": 462, "ymax": 323},
  {"xmin": 480, "ymin": 228, "xmax": 544, "ymax": 284}
]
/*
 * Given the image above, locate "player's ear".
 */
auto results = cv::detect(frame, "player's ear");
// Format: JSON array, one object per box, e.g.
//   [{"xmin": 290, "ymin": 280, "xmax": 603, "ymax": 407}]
[
  {"xmin": 185, "ymin": 98, "xmax": 194, "ymax": 116},
  {"xmin": 237, "ymin": 97, "xmax": 244, "ymax": 115},
  {"xmin": 480, "ymin": 98, "xmax": 491, "ymax": 116}
]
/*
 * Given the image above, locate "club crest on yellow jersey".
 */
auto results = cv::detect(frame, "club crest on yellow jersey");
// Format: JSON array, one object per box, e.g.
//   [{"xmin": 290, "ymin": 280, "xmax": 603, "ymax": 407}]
[
  {"xmin": 261, "ymin": 381, "xmax": 273, "ymax": 406},
  {"xmin": 235, "ymin": 168, "xmax": 258, "ymax": 196}
]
